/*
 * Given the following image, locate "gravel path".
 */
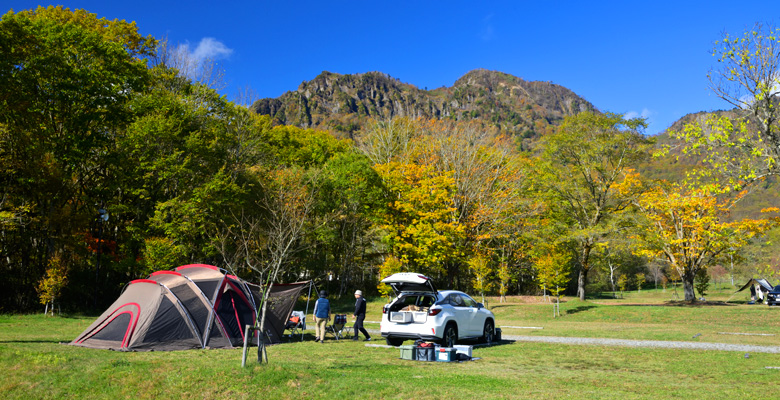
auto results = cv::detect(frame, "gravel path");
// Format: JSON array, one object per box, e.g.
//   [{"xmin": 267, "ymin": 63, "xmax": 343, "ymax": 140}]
[
  {"xmin": 502, "ymin": 334, "xmax": 780, "ymax": 354},
  {"xmin": 353, "ymin": 328, "xmax": 780, "ymax": 354}
]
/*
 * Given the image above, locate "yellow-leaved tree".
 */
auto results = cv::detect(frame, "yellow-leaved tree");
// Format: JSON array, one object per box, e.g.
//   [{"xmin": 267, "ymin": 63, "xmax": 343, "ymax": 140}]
[
  {"xmin": 377, "ymin": 255, "xmax": 405, "ymax": 300},
  {"xmin": 37, "ymin": 254, "xmax": 68, "ymax": 316},
  {"xmin": 533, "ymin": 246, "xmax": 572, "ymax": 317},
  {"xmin": 636, "ymin": 182, "xmax": 779, "ymax": 301},
  {"xmin": 468, "ymin": 253, "xmax": 494, "ymax": 305},
  {"xmin": 374, "ymin": 162, "xmax": 464, "ymax": 279}
]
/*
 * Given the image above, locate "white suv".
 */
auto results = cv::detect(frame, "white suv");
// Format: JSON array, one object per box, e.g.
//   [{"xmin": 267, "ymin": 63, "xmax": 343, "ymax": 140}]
[{"xmin": 379, "ymin": 272, "xmax": 496, "ymax": 347}]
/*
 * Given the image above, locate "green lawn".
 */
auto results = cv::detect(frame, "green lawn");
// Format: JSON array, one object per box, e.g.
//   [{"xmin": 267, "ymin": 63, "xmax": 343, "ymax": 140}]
[
  {"xmin": 3, "ymin": 287, "xmax": 780, "ymax": 399},
  {"xmin": 482, "ymin": 286, "xmax": 780, "ymax": 347}
]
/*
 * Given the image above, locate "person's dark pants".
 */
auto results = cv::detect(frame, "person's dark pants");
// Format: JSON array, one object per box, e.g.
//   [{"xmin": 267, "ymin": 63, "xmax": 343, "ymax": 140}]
[{"xmin": 354, "ymin": 314, "xmax": 370, "ymax": 339}]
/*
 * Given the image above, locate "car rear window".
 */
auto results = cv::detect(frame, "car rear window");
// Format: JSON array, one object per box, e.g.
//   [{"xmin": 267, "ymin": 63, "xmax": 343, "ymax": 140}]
[{"xmin": 392, "ymin": 294, "xmax": 436, "ymax": 312}]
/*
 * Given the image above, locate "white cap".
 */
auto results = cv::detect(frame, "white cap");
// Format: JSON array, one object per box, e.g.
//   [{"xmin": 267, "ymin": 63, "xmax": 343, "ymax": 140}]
[{"xmin": 355, "ymin": 290, "xmax": 362, "ymax": 296}]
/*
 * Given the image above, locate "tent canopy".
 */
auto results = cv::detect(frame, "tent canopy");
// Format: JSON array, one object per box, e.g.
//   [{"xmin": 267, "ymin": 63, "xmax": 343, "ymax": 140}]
[
  {"xmin": 736, "ymin": 278, "xmax": 773, "ymax": 293},
  {"xmin": 70, "ymin": 264, "xmax": 310, "ymax": 351}
]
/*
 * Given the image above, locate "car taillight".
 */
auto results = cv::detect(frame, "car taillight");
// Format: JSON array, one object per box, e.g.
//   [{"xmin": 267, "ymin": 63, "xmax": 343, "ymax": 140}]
[
  {"xmin": 428, "ymin": 308, "xmax": 441, "ymax": 316},
  {"xmin": 382, "ymin": 305, "xmax": 388, "ymax": 314}
]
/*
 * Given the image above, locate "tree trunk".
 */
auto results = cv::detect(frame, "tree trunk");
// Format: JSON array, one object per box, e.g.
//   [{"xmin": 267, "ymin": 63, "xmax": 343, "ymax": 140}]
[
  {"xmin": 577, "ymin": 244, "xmax": 592, "ymax": 301},
  {"xmin": 257, "ymin": 279, "xmax": 275, "ymax": 364},
  {"xmin": 682, "ymin": 278, "xmax": 696, "ymax": 302},
  {"xmin": 577, "ymin": 268, "xmax": 588, "ymax": 301}
]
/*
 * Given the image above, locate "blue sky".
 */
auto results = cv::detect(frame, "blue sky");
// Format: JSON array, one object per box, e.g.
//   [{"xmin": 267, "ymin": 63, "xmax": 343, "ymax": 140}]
[{"xmin": 5, "ymin": 1, "xmax": 780, "ymax": 134}]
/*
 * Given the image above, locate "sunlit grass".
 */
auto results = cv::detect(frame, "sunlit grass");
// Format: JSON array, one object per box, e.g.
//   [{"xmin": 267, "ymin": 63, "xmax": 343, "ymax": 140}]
[
  {"xmin": 1, "ymin": 313, "xmax": 779, "ymax": 399},
  {"xmin": 3, "ymin": 285, "xmax": 780, "ymax": 399}
]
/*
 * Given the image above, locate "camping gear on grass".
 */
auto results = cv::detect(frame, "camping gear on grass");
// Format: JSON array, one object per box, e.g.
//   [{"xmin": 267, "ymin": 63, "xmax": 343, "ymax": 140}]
[
  {"xmin": 415, "ymin": 344, "xmax": 438, "ymax": 361},
  {"xmin": 285, "ymin": 311, "xmax": 306, "ymax": 338},
  {"xmin": 70, "ymin": 264, "xmax": 310, "ymax": 351},
  {"xmin": 325, "ymin": 314, "xmax": 350, "ymax": 340},
  {"xmin": 453, "ymin": 345, "xmax": 473, "ymax": 358},
  {"xmin": 400, "ymin": 344, "xmax": 417, "ymax": 360},
  {"xmin": 734, "ymin": 278, "xmax": 774, "ymax": 304},
  {"xmin": 436, "ymin": 347, "xmax": 457, "ymax": 362}
]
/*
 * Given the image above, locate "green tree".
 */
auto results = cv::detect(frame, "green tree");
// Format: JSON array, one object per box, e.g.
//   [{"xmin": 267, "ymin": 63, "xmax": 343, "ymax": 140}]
[
  {"xmin": 617, "ymin": 274, "xmax": 629, "ymax": 296},
  {"xmin": 535, "ymin": 112, "xmax": 651, "ymax": 301},
  {"xmin": 635, "ymin": 273, "xmax": 646, "ymax": 292},
  {"xmin": 694, "ymin": 268, "xmax": 710, "ymax": 299},
  {"xmin": 672, "ymin": 23, "xmax": 780, "ymax": 190},
  {"xmin": 0, "ymin": 6, "xmax": 155, "ymax": 310},
  {"xmin": 317, "ymin": 151, "xmax": 386, "ymax": 295}
]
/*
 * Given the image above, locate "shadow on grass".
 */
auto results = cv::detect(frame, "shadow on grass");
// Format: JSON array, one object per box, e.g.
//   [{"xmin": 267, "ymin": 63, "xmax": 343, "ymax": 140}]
[
  {"xmin": 589, "ymin": 292, "xmax": 622, "ymax": 300},
  {"xmin": 0, "ymin": 339, "xmax": 62, "ymax": 343},
  {"xmin": 606, "ymin": 301, "xmax": 739, "ymax": 307},
  {"xmin": 459, "ymin": 338, "xmax": 515, "ymax": 348},
  {"xmin": 565, "ymin": 305, "xmax": 596, "ymax": 315},
  {"xmin": 663, "ymin": 301, "xmax": 738, "ymax": 307}
]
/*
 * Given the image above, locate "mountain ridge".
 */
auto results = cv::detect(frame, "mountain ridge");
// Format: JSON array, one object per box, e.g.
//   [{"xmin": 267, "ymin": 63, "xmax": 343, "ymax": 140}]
[{"xmin": 251, "ymin": 69, "xmax": 597, "ymax": 142}]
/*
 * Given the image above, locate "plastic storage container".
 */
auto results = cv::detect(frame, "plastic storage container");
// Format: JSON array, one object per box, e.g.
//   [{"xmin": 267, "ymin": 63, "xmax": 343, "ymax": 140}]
[
  {"xmin": 415, "ymin": 346, "xmax": 438, "ymax": 361},
  {"xmin": 453, "ymin": 345, "xmax": 472, "ymax": 358},
  {"xmin": 411, "ymin": 312, "xmax": 427, "ymax": 323},
  {"xmin": 389, "ymin": 312, "xmax": 412, "ymax": 323},
  {"xmin": 400, "ymin": 345, "xmax": 416, "ymax": 360},
  {"xmin": 436, "ymin": 347, "xmax": 457, "ymax": 362}
]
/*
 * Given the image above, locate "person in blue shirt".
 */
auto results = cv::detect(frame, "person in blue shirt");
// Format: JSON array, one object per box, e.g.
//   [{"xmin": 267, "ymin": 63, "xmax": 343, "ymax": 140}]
[{"xmin": 313, "ymin": 290, "xmax": 330, "ymax": 343}]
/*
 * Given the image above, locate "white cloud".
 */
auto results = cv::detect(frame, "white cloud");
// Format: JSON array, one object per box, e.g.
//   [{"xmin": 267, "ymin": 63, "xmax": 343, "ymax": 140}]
[
  {"xmin": 177, "ymin": 37, "xmax": 233, "ymax": 61},
  {"xmin": 738, "ymin": 78, "xmax": 780, "ymax": 109},
  {"xmin": 480, "ymin": 14, "xmax": 495, "ymax": 41},
  {"xmin": 624, "ymin": 108, "xmax": 654, "ymax": 121}
]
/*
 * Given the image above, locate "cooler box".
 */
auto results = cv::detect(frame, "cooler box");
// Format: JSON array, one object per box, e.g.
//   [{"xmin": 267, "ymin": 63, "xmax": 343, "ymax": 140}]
[
  {"xmin": 400, "ymin": 345, "xmax": 416, "ymax": 360},
  {"xmin": 415, "ymin": 346, "xmax": 437, "ymax": 361},
  {"xmin": 411, "ymin": 312, "xmax": 427, "ymax": 323},
  {"xmin": 390, "ymin": 312, "xmax": 412, "ymax": 323},
  {"xmin": 494, "ymin": 328, "xmax": 502, "ymax": 341},
  {"xmin": 453, "ymin": 345, "xmax": 472, "ymax": 358},
  {"xmin": 436, "ymin": 347, "xmax": 457, "ymax": 362}
]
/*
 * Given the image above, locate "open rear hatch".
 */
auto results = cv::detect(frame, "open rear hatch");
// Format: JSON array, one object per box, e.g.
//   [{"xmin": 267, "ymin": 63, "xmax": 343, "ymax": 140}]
[{"xmin": 381, "ymin": 272, "xmax": 437, "ymax": 296}]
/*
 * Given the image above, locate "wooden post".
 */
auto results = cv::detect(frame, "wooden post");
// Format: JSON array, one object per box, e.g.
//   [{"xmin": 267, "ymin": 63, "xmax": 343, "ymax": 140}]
[{"xmin": 241, "ymin": 324, "xmax": 252, "ymax": 368}]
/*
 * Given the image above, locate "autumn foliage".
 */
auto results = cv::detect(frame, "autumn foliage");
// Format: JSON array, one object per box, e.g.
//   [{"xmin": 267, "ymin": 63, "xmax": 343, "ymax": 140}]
[{"xmin": 636, "ymin": 183, "xmax": 779, "ymax": 301}]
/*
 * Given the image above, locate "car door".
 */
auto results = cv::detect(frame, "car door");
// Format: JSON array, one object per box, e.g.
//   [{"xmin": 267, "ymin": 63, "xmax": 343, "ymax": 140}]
[
  {"xmin": 458, "ymin": 294, "xmax": 481, "ymax": 337},
  {"xmin": 444, "ymin": 293, "xmax": 470, "ymax": 336}
]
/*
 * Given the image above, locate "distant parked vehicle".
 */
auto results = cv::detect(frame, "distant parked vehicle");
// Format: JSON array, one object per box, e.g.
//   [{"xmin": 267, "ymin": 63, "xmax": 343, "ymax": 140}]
[
  {"xmin": 379, "ymin": 272, "xmax": 496, "ymax": 347},
  {"xmin": 767, "ymin": 286, "xmax": 780, "ymax": 306}
]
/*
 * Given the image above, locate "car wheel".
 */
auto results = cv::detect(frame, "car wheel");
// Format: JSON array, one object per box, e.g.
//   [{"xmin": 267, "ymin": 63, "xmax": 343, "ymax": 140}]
[
  {"xmin": 482, "ymin": 320, "xmax": 494, "ymax": 344},
  {"xmin": 386, "ymin": 337, "xmax": 404, "ymax": 347},
  {"xmin": 441, "ymin": 323, "xmax": 457, "ymax": 347}
]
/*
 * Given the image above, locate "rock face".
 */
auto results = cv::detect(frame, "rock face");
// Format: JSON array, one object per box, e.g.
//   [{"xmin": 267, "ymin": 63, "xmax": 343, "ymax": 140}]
[{"xmin": 251, "ymin": 69, "xmax": 597, "ymax": 140}]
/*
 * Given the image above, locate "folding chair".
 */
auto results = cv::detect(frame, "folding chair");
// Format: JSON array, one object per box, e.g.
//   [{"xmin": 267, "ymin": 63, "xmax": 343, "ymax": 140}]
[
  {"xmin": 285, "ymin": 311, "xmax": 306, "ymax": 339},
  {"xmin": 325, "ymin": 314, "xmax": 351, "ymax": 340}
]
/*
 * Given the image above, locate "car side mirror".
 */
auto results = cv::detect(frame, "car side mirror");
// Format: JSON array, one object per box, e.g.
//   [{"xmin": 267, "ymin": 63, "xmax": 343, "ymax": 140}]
[{"xmin": 477, "ymin": 303, "xmax": 484, "ymax": 309}]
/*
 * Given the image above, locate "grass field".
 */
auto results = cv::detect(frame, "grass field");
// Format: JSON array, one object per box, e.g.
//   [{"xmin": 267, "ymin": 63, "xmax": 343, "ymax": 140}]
[{"xmin": 2, "ymin": 286, "xmax": 780, "ymax": 399}]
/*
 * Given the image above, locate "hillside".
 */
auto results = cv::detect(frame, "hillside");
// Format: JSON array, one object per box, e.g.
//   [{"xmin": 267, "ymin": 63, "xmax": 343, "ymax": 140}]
[
  {"xmin": 252, "ymin": 68, "xmax": 779, "ymax": 222},
  {"xmin": 251, "ymin": 69, "xmax": 597, "ymax": 143},
  {"xmin": 642, "ymin": 109, "xmax": 780, "ymax": 222}
]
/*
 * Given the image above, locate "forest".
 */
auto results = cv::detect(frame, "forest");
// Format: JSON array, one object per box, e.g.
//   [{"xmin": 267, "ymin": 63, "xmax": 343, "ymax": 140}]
[{"xmin": 1, "ymin": 7, "xmax": 779, "ymax": 313}]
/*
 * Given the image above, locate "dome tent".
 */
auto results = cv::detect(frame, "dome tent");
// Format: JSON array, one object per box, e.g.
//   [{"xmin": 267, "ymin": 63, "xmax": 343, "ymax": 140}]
[{"xmin": 70, "ymin": 264, "xmax": 309, "ymax": 351}]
